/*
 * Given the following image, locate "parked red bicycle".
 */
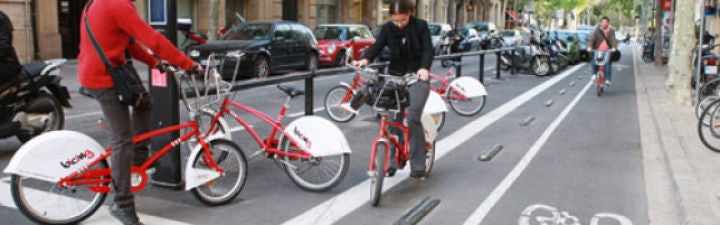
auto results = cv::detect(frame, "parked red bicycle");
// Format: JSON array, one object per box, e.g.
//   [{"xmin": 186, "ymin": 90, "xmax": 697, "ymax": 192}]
[
  {"xmin": 4, "ymin": 65, "xmax": 248, "ymax": 225},
  {"xmin": 202, "ymin": 53, "xmax": 352, "ymax": 192}
]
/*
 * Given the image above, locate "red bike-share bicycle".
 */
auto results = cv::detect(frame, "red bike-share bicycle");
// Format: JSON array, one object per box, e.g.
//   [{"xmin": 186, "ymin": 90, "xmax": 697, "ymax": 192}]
[
  {"xmin": 592, "ymin": 50, "xmax": 609, "ymax": 96},
  {"xmin": 365, "ymin": 73, "xmax": 439, "ymax": 206},
  {"xmin": 4, "ymin": 65, "xmax": 248, "ymax": 224},
  {"xmin": 200, "ymin": 52, "xmax": 352, "ymax": 192}
]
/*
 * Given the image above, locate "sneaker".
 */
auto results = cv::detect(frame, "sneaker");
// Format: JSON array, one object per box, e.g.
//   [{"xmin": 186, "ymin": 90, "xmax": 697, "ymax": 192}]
[
  {"xmin": 109, "ymin": 204, "xmax": 144, "ymax": 225},
  {"xmin": 339, "ymin": 103, "xmax": 358, "ymax": 115},
  {"xmin": 11, "ymin": 112, "xmax": 28, "ymax": 130},
  {"xmin": 605, "ymin": 80, "xmax": 611, "ymax": 86}
]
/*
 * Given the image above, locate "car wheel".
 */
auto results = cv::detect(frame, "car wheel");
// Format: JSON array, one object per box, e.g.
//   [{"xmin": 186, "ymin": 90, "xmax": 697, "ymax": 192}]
[
  {"xmin": 254, "ymin": 55, "xmax": 270, "ymax": 79},
  {"xmin": 307, "ymin": 52, "xmax": 318, "ymax": 71}
]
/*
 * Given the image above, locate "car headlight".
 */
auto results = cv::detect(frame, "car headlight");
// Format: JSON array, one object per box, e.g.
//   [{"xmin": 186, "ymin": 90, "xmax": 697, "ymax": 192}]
[
  {"xmin": 189, "ymin": 50, "xmax": 200, "ymax": 58},
  {"xmin": 226, "ymin": 50, "xmax": 244, "ymax": 58},
  {"xmin": 327, "ymin": 44, "xmax": 336, "ymax": 54}
]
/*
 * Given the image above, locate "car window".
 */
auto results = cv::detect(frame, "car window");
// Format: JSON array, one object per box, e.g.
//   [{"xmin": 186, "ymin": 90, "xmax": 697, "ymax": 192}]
[
  {"xmin": 349, "ymin": 26, "xmax": 372, "ymax": 39},
  {"xmin": 274, "ymin": 24, "xmax": 291, "ymax": 40},
  {"xmin": 222, "ymin": 23, "xmax": 272, "ymax": 41},
  {"xmin": 314, "ymin": 27, "xmax": 343, "ymax": 40},
  {"xmin": 291, "ymin": 24, "xmax": 316, "ymax": 45},
  {"xmin": 428, "ymin": 24, "xmax": 442, "ymax": 36}
]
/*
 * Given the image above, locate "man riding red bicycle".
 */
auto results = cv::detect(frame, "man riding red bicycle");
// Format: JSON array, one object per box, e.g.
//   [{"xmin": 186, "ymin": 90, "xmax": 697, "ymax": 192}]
[{"xmin": 587, "ymin": 16, "xmax": 618, "ymax": 86}]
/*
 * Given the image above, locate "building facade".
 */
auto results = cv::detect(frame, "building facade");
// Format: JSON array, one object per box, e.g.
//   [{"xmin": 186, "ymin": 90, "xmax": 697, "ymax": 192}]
[{"xmin": 3, "ymin": 0, "xmax": 502, "ymax": 62}]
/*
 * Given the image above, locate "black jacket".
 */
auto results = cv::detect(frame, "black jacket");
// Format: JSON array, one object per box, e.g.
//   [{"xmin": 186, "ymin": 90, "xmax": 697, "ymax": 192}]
[
  {"xmin": 587, "ymin": 26, "xmax": 617, "ymax": 50},
  {"xmin": 0, "ymin": 11, "xmax": 18, "ymax": 66},
  {"xmin": 362, "ymin": 16, "xmax": 434, "ymax": 75}
]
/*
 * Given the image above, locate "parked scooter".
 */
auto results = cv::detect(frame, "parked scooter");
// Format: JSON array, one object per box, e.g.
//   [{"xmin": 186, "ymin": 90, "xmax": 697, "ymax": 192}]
[
  {"xmin": 0, "ymin": 59, "xmax": 71, "ymax": 142},
  {"xmin": 499, "ymin": 38, "xmax": 552, "ymax": 76},
  {"xmin": 642, "ymin": 37, "xmax": 654, "ymax": 63},
  {"xmin": 480, "ymin": 30, "xmax": 504, "ymax": 50},
  {"xmin": 440, "ymin": 31, "xmax": 464, "ymax": 68}
]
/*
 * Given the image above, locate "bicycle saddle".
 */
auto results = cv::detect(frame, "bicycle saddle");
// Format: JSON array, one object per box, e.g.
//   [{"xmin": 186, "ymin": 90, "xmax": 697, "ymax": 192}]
[{"xmin": 276, "ymin": 84, "xmax": 305, "ymax": 98}]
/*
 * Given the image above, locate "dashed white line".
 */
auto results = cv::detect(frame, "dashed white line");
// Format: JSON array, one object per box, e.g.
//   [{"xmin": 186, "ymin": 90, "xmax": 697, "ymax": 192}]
[{"xmin": 462, "ymin": 79, "xmax": 593, "ymax": 225}]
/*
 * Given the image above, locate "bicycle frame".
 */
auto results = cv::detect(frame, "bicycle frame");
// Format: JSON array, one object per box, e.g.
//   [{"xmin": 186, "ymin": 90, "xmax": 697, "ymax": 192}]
[
  {"xmin": 208, "ymin": 96, "xmax": 314, "ymax": 161},
  {"xmin": 57, "ymin": 120, "xmax": 220, "ymax": 193},
  {"xmin": 370, "ymin": 114, "xmax": 410, "ymax": 172},
  {"xmin": 428, "ymin": 69, "xmax": 470, "ymax": 101}
]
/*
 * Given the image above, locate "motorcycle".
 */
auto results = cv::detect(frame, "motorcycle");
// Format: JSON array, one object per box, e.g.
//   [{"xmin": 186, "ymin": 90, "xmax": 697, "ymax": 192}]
[
  {"xmin": 500, "ymin": 38, "xmax": 552, "ymax": 76},
  {"xmin": 178, "ymin": 12, "xmax": 246, "ymax": 52},
  {"xmin": 480, "ymin": 30, "xmax": 504, "ymax": 50},
  {"xmin": 692, "ymin": 34, "xmax": 720, "ymax": 90},
  {"xmin": 544, "ymin": 38, "xmax": 569, "ymax": 74},
  {"xmin": 0, "ymin": 59, "xmax": 71, "ymax": 142},
  {"xmin": 440, "ymin": 32, "xmax": 464, "ymax": 68}
]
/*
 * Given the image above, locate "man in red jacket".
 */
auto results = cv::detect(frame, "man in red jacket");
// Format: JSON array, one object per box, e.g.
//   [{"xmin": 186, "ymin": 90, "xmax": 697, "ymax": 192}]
[{"xmin": 78, "ymin": 1, "xmax": 200, "ymax": 224}]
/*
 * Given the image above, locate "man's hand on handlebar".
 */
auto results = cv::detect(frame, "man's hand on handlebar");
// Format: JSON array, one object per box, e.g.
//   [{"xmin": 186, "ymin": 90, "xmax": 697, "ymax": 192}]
[{"xmin": 351, "ymin": 59, "xmax": 369, "ymax": 68}]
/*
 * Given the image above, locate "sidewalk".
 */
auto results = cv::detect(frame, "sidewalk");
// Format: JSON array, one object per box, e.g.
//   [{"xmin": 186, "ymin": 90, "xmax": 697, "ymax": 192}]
[{"xmin": 634, "ymin": 47, "xmax": 720, "ymax": 225}]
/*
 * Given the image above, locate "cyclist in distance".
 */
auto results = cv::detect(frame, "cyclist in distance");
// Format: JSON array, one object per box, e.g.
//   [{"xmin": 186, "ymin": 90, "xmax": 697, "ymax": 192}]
[
  {"xmin": 587, "ymin": 16, "xmax": 618, "ymax": 86},
  {"xmin": 351, "ymin": 0, "xmax": 434, "ymax": 178}
]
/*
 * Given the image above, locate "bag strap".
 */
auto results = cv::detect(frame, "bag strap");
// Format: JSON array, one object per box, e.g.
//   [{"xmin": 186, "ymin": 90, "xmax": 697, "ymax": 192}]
[
  {"xmin": 597, "ymin": 28, "xmax": 614, "ymax": 49},
  {"xmin": 83, "ymin": 0, "xmax": 133, "ymax": 70}
]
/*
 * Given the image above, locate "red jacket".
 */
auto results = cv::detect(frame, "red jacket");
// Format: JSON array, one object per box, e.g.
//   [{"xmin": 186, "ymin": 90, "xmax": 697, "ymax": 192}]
[{"xmin": 78, "ymin": 0, "xmax": 195, "ymax": 89}]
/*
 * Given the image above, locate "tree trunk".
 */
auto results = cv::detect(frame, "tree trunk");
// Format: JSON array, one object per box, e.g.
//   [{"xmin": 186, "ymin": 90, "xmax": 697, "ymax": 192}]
[
  {"xmin": 501, "ymin": 0, "xmax": 508, "ymax": 29},
  {"xmin": 207, "ymin": 0, "xmax": 220, "ymax": 41},
  {"xmin": 654, "ymin": 0, "xmax": 663, "ymax": 66},
  {"xmin": 665, "ymin": 0, "xmax": 696, "ymax": 105}
]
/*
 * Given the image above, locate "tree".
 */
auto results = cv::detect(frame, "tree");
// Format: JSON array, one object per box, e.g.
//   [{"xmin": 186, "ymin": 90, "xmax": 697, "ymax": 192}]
[
  {"xmin": 207, "ymin": 0, "xmax": 220, "ymax": 41},
  {"xmin": 665, "ymin": 0, "xmax": 696, "ymax": 104}
]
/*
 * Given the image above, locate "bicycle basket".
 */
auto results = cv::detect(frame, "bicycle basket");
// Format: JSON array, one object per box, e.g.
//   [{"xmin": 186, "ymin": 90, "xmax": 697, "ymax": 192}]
[{"xmin": 372, "ymin": 79, "xmax": 409, "ymax": 111}]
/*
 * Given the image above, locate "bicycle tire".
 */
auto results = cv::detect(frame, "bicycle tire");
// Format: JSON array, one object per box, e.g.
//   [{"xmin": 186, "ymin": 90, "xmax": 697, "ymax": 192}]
[
  {"xmin": 698, "ymin": 77, "xmax": 720, "ymax": 99},
  {"xmin": 696, "ymin": 95, "xmax": 719, "ymax": 124},
  {"xmin": 698, "ymin": 99, "xmax": 720, "ymax": 152},
  {"xmin": 282, "ymin": 138, "xmax": 350, "ymax": 192},
  {"xmin": 11, "ymin": 160, "xmax": 109, "ymax": 225},
  {"xmin": 191, "ymin": 139, "xmax": 248, "ymax": 206},
  {"xmin": 446, "ymin": 85, "xmax": 486, "ymax": 116},
  {"xmin": 424, "ymin": 141, "xmax": 436, "ymax": 178},
  {"xmin": 369, "ymin": 142, "xmax": 386, "ymax": 207},
  {"xmin": 324, "ymin": 85, "xmax": 357, "ymax": 122}
]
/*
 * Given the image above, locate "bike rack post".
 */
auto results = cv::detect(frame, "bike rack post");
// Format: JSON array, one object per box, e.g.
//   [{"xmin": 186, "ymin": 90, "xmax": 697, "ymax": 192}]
[
  {"xmin": 496, "ymin": 51, "xmax": 502, "ymax": 79},
  {"xmin": 305, "ymin": 70, "xmax": 315, "ymax": 116},
  {"xmin": 479, "ymin": 53, "xmax": 485, "ymax": 83},
  {"xmin": 149, "ymin": 70, "xmax": 183, "ymax": 189},
  {"xmin": 455, "ymin": 56, "xmax": 462, "ymax": 78}
]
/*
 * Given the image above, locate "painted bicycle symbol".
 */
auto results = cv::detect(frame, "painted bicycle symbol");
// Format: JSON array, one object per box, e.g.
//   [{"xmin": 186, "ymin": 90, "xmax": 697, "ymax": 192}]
[{"xmin": 519, "ymin": 204, "xmax": 633, "ymax": 225}]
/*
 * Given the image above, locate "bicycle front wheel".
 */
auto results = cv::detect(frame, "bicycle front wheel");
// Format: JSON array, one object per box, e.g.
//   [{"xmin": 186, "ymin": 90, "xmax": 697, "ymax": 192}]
[
  {"xmin": 282, "ymin": 138, "xmax": 350, "ymax": 192},
  {"xmin": 698, "ymin": 99, "xmax": 720, "ymax": 152},
  {"xmin": 370, "ymin": 142, "xmax": 386, "ymax": 207},
  {"xmin": 447, "ymin": 85, "xmax": 486, "ymax": 116},
  {"xmin": 191, "ymin": 139, "xmax": 248, "ymax": 206},
  {"xmin": 11, "ymin": 160, "xmax": 109, "ymax": 225},
  {"xmin": 324, "ymin": 85, "xmax": 357, "ymax": 122}
]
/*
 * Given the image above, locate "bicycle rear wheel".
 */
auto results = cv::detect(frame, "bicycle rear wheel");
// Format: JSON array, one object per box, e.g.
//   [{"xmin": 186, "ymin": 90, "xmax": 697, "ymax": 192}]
[
  {"xmin": 370, "ymin": 142, "xmax": 386, "ymax": 207},
  {"xmin": 447, "ymin": 85, "xmax": 486, "ymax": 116},
  {"xmin": 11, "ymin": 160, "xmax": 109, "ymax": 225},
  {"xmin": 698, "ymin": 99, "xmax": 720, "ymax": 152},
  {"xmin": 324, "ymin": 85, "xmax": 357, "ymax": 122},
  {"xmin": 696, "ymin": 95, "xmax": 719, "ymax": 124},
  {"xmin": 191, "ymin": 139, "xmax": 248, "ymax": 206},
  {"xmin": 282, "ymin": 138, "xmax": 350, "ymax": 192}
]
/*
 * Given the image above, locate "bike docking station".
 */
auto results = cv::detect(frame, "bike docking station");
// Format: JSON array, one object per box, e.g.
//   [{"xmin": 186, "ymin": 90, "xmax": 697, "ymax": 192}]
[
  {"xmin": 434, "ymin": 47, "xmax": 517, "ymax": 85},
  {"xmin": 149, "ymin": 0, "xmax": 183, "ymax": 189}
]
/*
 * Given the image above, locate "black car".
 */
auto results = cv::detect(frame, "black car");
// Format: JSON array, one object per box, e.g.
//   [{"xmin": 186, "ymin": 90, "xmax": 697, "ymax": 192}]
[{"xmin": 188, "ymin": 21, "xmax": 319, "ymax": 79}]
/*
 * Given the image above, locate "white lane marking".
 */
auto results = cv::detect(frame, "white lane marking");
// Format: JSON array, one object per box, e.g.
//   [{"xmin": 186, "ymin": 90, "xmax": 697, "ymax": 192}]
[
  {"xmin": 518, "ymin": 203, "xmax": 633, "ymax": 225},
  {"xmin": 281, "ymin": 64, "xmax": 586, "ymax": 225},
  {"xmin": 287, "ymin": 107, "xmax": 325, "ymax": 118},
  {"xmin": 0, "ymin": 176, "xmax": 193, "ymax": 225},
  {"xmin": 66, "ymin": 111, "xmax": 103, "ymax": 120},
  {"xmin": 462, "ymin": 79, "xmax": 593, "ymax": 225}
]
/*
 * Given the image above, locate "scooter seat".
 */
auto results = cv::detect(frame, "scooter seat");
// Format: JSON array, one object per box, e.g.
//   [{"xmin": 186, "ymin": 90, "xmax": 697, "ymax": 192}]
[{"xmin": 22, "ymin": 62, "xmax": 48, "ymax": 77}]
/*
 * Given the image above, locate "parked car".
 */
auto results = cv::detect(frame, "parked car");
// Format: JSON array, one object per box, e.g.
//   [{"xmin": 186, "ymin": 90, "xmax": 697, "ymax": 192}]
[
  {"xmin": 314, "ymin": 24, "xmax": 375, "ymax": 67},
  {"xmin": 575, "ymin": 30, "xmax": 591, "ymax": 61},
  {"xmin": 463, "ymin": 22, "xmax": 497, "ymax": 38},
  {"xmin": 500, "ymin": 29, "xmax": 523, "ymax": 46},
  {"xmin": 187, "ymin": 21, "xmax": 319, "ymax": 80},
  {"xmin": 429, "ymin": 23, "xmax": 452, "ymax": 50}
]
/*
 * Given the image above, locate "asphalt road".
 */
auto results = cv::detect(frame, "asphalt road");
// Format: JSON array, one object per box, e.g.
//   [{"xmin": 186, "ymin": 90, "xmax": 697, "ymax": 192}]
[{"xmin": 0, "ymin": 48, "xmax": 648, "ymax": 225}]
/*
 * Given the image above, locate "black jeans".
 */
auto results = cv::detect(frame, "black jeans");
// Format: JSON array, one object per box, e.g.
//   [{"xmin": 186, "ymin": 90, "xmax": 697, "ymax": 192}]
[
  {"xmin": 389, "ymin": 80, "xmax": 430, "ymax": 172},
  {"xmin": 86, "ymin": 88, "xmax": 152, "ymax": 207}
]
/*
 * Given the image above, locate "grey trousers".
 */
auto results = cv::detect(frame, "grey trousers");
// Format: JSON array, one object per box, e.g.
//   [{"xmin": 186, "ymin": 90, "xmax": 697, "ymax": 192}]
[
  {"xmin": 390, "ymin": 80, "xmax": 430, "ymax": 172},
  {"xmin": 86, "ymin": 88, "xmax": 152, "ymax": 207}
]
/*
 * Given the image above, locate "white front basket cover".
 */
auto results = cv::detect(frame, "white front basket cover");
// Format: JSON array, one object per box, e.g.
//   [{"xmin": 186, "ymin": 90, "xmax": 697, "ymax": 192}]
[
  {"xmin": 423, "ymin": 91, "xmax": 448, "ymax": 114},
  {"xmin": 4, "ymin": 131, "xmax": 107, "ymax": 182}
]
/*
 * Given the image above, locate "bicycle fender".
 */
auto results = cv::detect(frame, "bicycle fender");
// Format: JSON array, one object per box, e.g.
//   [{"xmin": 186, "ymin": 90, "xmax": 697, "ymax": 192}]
[
  {"xmin": 282, "ymin": 115, "xmax": 352, "ymax": 157},
  {"xmin": 449, "ymin": 76, "xmax": 488, "ymax": 98},
  {"xmin": 3, "ymin": 131, "xmax": 106, "ymax": 182},
  {"xmin": 423, "ymin": 91, "xmax": 448, "ymax": 115},
  {"xmin": 421, "ymin": 113, "xmax": 438, "ymax": 142},
  {"xmin": 184, "ymin": 134, "xmax": 225, "ymax": 191}
]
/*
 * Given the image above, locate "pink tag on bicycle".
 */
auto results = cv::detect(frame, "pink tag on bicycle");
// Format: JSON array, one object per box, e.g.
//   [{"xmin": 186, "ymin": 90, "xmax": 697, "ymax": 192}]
[{"xmin": 151, "ymin": 69, "xmax": 167, "ymax": 87}]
